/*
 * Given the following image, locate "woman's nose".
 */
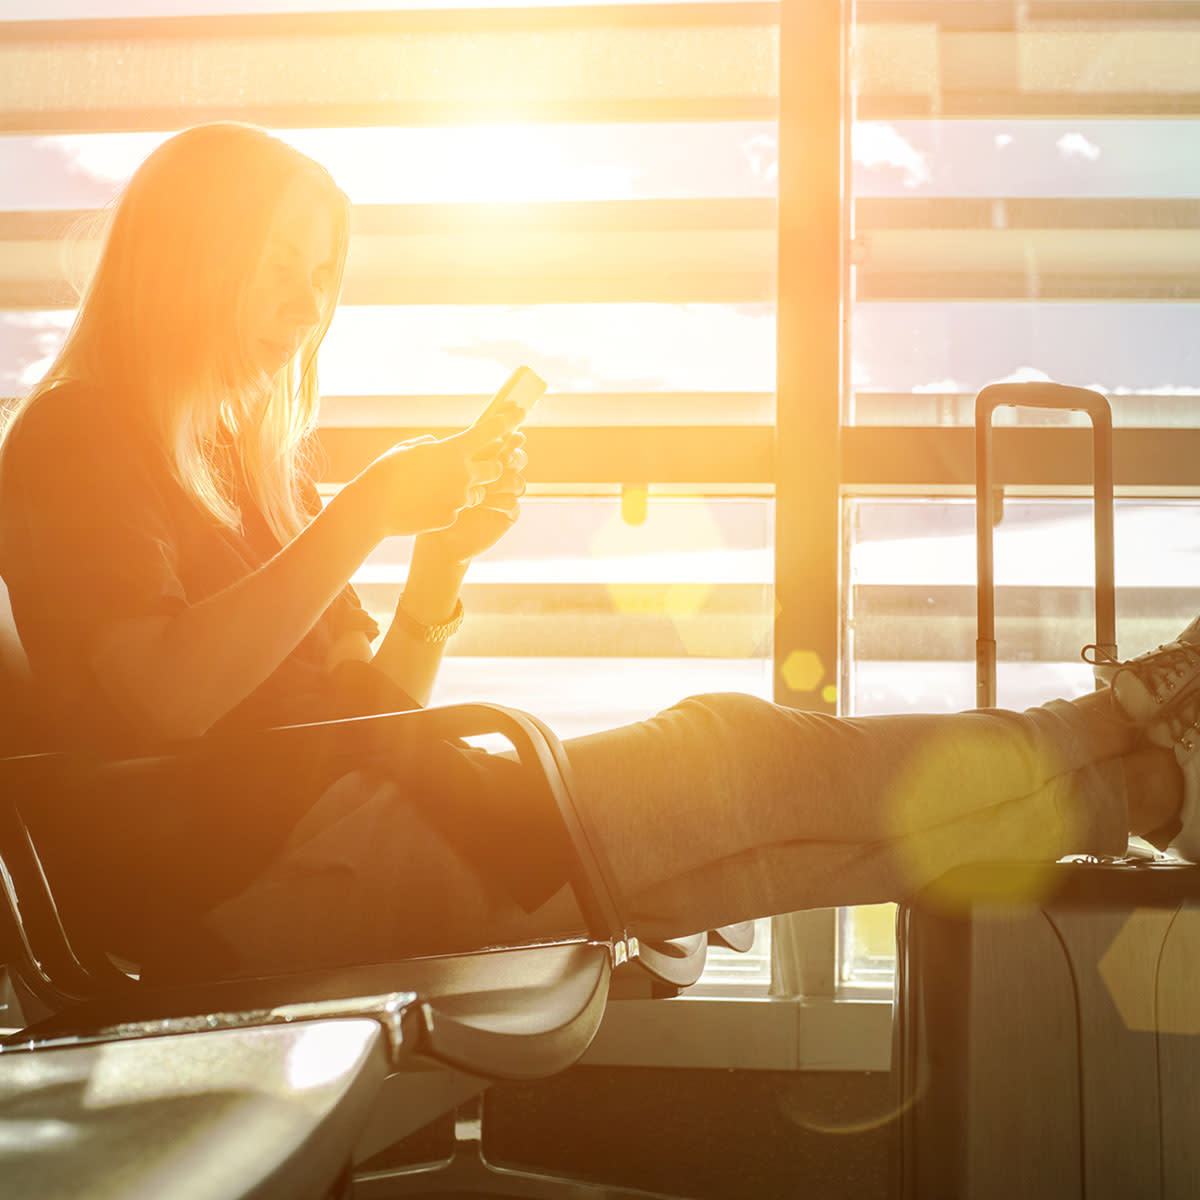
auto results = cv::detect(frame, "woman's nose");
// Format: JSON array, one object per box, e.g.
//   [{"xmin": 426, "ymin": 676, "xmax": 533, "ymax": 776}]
[{"xmin": 284, "ymin": 283, "xmax": 321, "ymax": 328}]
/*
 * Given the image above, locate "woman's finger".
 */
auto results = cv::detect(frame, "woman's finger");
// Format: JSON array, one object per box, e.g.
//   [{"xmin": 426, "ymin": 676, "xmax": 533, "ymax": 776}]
[
  {"xmin": 503, "ymin": 444, "xmax": 529, "ymax": 473},
  {"xmin": 485, "ymin": 469, "xmax": 526, "ymax": 497},
  {"xmin": 481, "ymin": 494, "xmax": 520, "ymax": 520},
  {"xmin": 469, "ymin": 457, "xmax": 504, "ymax": 487},
  {"xmin": 457, "ymin": 411, "xmax": 520, "ymax": 455}
]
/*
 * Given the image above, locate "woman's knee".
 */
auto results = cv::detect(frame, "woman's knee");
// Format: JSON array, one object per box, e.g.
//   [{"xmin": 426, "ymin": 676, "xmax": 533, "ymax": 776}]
[
  {"xmin": 668, "ymin": 691, "xmax": 778, "ymax": 724},
  {"xmin": 659, "ymin": 692, "xmax": 785, "ymax": 749}
]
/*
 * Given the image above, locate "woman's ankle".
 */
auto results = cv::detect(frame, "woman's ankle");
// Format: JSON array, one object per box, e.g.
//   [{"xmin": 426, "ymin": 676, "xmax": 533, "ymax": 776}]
[{"xmin": 1123, "ymin": 744, "xmax": 1183, "ymax": 839}]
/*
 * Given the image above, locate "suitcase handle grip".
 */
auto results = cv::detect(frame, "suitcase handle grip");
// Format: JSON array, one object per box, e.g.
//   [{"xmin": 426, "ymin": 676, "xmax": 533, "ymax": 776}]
[{"xmin": 975, "ymin": 382, "xmax": 1115, "ymax": 709}]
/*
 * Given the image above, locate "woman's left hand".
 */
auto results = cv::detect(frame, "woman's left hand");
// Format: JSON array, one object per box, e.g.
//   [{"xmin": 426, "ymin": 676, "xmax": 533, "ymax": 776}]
[{"xmin": 418, "ymin": 431, "xmax": 527, "ymax": 563}]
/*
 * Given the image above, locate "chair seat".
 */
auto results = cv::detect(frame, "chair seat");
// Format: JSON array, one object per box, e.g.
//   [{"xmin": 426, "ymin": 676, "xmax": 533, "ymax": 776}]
[
  {"xmin": 0, "ymin": 1017, "xmax": 391, "ymax": 1200},
  {"xmin": 6, "ymin": 938, "xmax": 615, "ymax": 1083}
]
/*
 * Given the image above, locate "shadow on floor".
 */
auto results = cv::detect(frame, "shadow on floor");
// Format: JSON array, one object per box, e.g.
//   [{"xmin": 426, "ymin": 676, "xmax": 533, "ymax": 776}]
[{"xmin": 362, "ymin": 1065, "xmax": 895, "ymax": 1199}]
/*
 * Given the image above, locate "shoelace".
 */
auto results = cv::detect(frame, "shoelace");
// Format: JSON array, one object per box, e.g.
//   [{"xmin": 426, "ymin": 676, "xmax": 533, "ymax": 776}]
[
  {"xmin": 1082, "ymin": 639, "xmax": 1200, "ymax": 677},
  {"xmin": 1081, "ymin": 644, "xmax": 1121, "ymax": 668},
  {"xmin": 1081, "ymin": 640, "xmax": 1200, "ymax": 732}
]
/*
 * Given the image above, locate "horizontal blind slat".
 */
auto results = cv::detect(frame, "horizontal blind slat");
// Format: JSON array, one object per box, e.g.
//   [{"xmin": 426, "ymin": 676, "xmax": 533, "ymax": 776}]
[
  {"xmin": 317, "ymin": 424, "xmax": 774, "ymax": 484},
  {"xmin": 0, "ymin": 10, "xmax": 778, "ymax": 133},
  {"xmin": 856, "ymin": 25, "xmax": 1200, "ymax": 117},
  {"xmin": 0, "ymin": 198, "xmax": 779, "ymax": 308}
]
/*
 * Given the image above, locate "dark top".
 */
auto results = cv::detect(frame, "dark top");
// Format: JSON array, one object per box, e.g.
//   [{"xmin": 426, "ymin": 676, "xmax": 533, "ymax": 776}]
[
  {"xmin": 0, "ymin": 382, "xmax": 568, "ymax": 965},
  {"xmin": 0, "ymin": 381, "xmax": 380, "ymax": 756}
]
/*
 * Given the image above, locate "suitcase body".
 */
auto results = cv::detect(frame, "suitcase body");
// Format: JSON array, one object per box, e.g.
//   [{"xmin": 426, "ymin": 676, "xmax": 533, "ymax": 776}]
[
  {"xmin": 894, "ymin": 860, "xmax": 1200, "ymax": 1199},
  {"xmin": 893, "ymin": 382, "xmax": 1200, "ymax": 1197}
]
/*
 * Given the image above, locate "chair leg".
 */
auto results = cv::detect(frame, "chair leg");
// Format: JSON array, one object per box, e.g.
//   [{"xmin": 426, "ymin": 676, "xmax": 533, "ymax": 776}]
[{"xmin": 352, "ymin": 1094, "xmax": 698, "ymax": 1200}]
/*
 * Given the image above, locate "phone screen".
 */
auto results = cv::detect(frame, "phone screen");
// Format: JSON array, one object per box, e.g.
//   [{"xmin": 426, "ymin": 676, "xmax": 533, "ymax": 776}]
[{"xmin": 479, "ymin": 366, "xmax": 547, "ymax": 426}]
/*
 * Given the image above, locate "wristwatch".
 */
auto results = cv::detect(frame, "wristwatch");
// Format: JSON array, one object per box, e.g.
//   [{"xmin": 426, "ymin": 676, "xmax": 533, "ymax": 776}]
[{"xmin": 394, "ymin": 596, "xmax": 465, "ymax": 645}]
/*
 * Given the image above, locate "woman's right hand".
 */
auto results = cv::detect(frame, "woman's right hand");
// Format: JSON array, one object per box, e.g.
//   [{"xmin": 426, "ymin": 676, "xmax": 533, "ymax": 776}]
[{"xmin": 351, "ymin": 410, "xmax": 519, "ymax": 539}]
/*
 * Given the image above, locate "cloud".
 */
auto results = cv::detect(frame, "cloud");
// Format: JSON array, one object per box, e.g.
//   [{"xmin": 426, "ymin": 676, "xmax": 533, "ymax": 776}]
[
  {"xmin": 48, "ymin": 132, "xmax": 168, "ymax": 187},
  {"xmin": 994, "ymin": 366, "xmax": 1054, "ymax": 384},
  {"xmin": 741, "ymin": 134, "xmax": 778, "ymax": 182},
  {"xmin": 1056, "ymin": 132, "xmax": 1101, "ymax": 162},
  {"xmin": 851, "ymin": 124, "xmax": 930, "ymax": 188}
]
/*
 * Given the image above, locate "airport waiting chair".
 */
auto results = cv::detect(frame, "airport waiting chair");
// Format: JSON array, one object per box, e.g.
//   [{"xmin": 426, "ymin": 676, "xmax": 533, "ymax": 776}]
[
  {"xmin": 1, "ymin": 1002, "xmax": 404, "ymax": 1200},
  {"xmin": 0, "ymin": 702, "xmax": 644, "ymax": 1199},
  {"xmin": 0, "ymin": 704, "xmax": 753, "ymax": 1199},
  {"xmin": 0, "ymin": 551, "xmax": 752, "ymax": 1199},
  {"xmin": 0, "ymin": 702, "xmax": 643, "ymax": 1200},
  {"xmin": 0, "ymin": 703, "xmax": 627, "ymax": 1058}
]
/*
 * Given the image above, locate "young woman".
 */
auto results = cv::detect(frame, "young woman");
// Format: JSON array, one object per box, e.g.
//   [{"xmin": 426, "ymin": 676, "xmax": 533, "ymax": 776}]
[{"xmin": 0, "ymin": 122, "xmax": 1195, "ymax": 978}]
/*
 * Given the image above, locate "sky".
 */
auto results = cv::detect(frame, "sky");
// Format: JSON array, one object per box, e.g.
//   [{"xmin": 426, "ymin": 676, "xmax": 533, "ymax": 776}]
[
  {"xmin": 7, "ymin": 1, "xmax": 1200, "ymax": 400},
  {"xmin": 8, "ymin": 116, "xmax": 1200, "ymax": 401}
]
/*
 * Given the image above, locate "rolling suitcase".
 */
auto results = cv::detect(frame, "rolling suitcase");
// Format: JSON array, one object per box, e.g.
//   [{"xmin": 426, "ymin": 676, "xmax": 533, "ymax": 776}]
[{"xmin": 892, "ymin": 382, "xmax": 1200, "ymax": 1200}]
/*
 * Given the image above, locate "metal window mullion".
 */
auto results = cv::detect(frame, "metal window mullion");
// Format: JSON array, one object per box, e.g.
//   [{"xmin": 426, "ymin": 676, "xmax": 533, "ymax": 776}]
[
  {"xmin": 770, "ymin": 0, "xmax": 846, "ymax": 997},
  {"xmin": 774, "ymin": 0, "xmax": 843, "ymax": 711}
]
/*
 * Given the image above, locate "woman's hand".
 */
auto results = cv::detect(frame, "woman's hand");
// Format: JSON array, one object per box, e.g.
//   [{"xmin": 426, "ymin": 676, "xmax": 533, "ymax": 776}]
[
  {"xmin": 352, "ymin": 411, "xmax": 518, "ymax": 540},
  {"xmin": 419, "ymin": 431, "xmax": 528, "ymax": 564}
]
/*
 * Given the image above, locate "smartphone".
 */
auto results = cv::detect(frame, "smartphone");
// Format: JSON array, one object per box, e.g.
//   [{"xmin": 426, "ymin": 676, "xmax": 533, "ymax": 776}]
[{"xmin": 477, "ymin": 365, "xmax": 547, "ymax": 427}]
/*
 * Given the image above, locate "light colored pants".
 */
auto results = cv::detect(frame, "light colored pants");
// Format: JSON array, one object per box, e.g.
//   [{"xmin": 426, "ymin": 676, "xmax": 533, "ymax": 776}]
[{"xmin": 203, "ymin": 689, "xmax": 1137, "ymax": 974}]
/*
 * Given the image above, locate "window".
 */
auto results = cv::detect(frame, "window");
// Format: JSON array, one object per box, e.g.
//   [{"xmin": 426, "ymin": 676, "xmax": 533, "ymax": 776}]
[
  {"xmin": 35, "ymin": 0, "xmax": 1179, "ymax": 1047},
  {"xmin": 839, "ymin": 0, "xmax": 1200, "ymax": 991}
]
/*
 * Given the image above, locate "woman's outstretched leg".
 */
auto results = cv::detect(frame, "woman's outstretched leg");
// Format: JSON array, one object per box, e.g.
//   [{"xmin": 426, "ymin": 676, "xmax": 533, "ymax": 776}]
[
  {"xmin": 198, "ymin": 681, "xmax": 1183, "ymax": 974},
  {"xmin": 560, "ymin": 689, "xmax": 1173, "ymax": 940}
]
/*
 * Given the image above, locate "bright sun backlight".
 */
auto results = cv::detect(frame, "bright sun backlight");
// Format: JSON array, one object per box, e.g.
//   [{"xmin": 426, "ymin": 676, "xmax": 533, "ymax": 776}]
[
  {"xmin": 46, "ymin": 125, "xmax": 641, "ymax": 207},
  {"xmin": 294, "ymin": 126, "xmax": 640, "ymax": 205}
]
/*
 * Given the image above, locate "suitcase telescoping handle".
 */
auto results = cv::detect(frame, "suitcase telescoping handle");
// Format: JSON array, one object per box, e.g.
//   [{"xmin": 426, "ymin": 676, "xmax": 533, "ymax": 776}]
[{"xmin": 975, "ymin": 381, "xmax": 1115, "ymax": 709}]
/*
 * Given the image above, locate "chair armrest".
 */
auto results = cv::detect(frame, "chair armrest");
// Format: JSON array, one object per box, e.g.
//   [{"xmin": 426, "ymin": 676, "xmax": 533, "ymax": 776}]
[
  {"xmin": 204, "ymin": 710, "xmax": 733, "ymax": 995},
  {"xmin": 131, "ymin": 703, "xmax": 630, "ymax": 944},
  {"xmin": 2, "ymin": 703, "xmax": 634, "ymax": 1009},
  {"xmin": 0, "ymin": 711, "xmax": 621, "ymax": 1090}
]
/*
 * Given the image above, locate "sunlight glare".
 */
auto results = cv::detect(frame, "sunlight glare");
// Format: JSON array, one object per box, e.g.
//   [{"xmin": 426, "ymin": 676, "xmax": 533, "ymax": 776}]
[{"xmin": 295, "ymin": 125, "xmax": 639, "ymax": 205}]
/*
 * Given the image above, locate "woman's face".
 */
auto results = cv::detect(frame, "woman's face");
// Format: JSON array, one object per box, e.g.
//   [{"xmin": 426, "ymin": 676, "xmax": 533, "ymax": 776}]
[{"xmin": 242, "ymin": 172, "xmax": 341, "ymax": 379}]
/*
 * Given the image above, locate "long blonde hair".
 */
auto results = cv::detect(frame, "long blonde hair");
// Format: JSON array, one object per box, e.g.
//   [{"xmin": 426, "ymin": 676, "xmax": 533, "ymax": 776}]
[{"xmin": 12, "ymin": 122, "xmax": 350, "ymax": 545}]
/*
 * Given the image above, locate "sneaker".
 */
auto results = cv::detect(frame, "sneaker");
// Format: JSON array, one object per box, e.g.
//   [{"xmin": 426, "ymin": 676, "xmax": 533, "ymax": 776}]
[{"xmin": 1099, "ymin": 614, "xmax": 1200, "ymax": 725}]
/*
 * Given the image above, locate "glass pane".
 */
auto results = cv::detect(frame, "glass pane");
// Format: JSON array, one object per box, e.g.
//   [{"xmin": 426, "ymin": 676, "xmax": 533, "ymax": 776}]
[
  {"xmin": 0, "ymin": 123, "xmax": 778, "ymax": 210},
  {"xmin": 853, "ymin": 119, "xmax": 1200, "ymax": 199},
  {"xmin": 851, "ymin": 302, "xmax": 1200, "ymax": 427},
  {"xmin": 851, "ymin": 80, "xmax": 1200, "ymax": 429},
  {"xmin": 332, "ymin": 489, "xmax": 773, "ymax": 806},
  {"xmin": 847, "ymin": 496, "xmax": 1200, "ymax": 715},
  {"xmin": 321, "ymin": 303, "xmax": 776, "ymax": 396},
  {"xmin": 840, "ymin": 495, "xmax": 1200, "ymax": 986},
  {"xmin": 1, "ymin": 304, "xmax": 776, "ymax": 401},
  {"xmin": 357, "ymin": 494, "xmax": 774, "ymax": 583},
  {"xmin": 838, "ymin": 903, "xmax": 895, "ymax": 991},
  {"xmin": 350, "ymin": 492, "xmax": 774, "ymax": 732}
]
